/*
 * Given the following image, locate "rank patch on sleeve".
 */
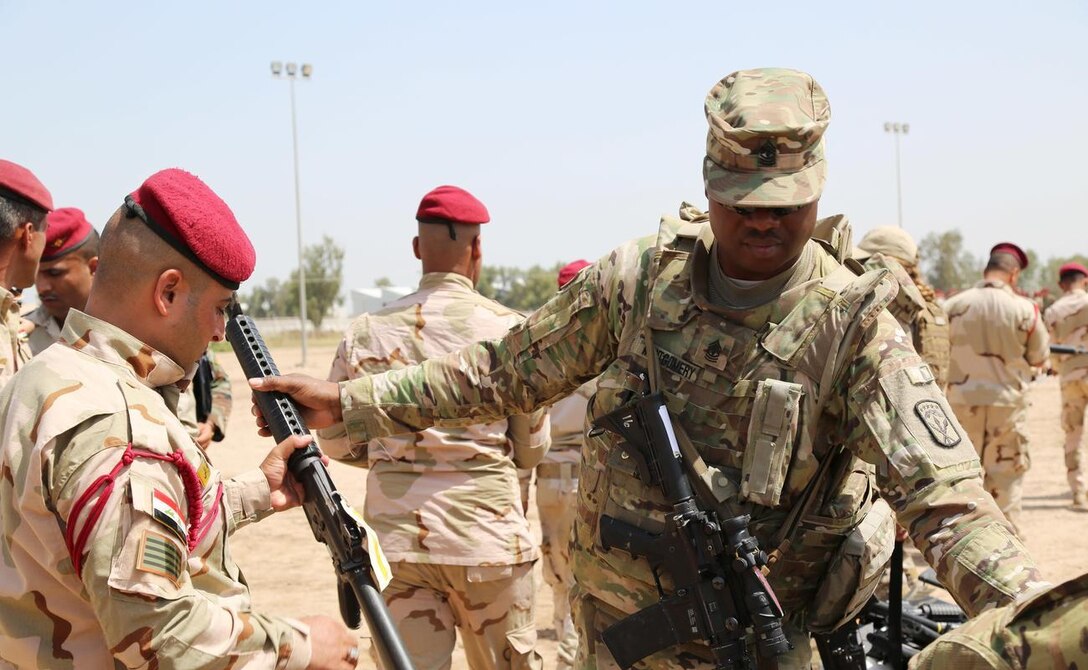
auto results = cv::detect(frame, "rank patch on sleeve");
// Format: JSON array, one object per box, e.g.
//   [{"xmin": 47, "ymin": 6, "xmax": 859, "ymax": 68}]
[
  {"xmin": 137, "ymin": 530, "xmax": 183, "ymax": 585},
  {"xmin": 914, "ymin": 400, "xmax": 962, "ymax": 448},
  {"xmin": 152, "ymin": 489, "xmax": 188, "ymax": 543}
]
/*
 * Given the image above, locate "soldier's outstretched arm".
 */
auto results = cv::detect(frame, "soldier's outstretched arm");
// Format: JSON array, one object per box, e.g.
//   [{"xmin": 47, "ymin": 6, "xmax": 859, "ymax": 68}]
[
  {"xmin": 842, "ymin": 311, "xmax": 1047, "ymax": 616},
  {"xmin": 313, "ymin": 334, "xmax": 370, "ymax": 466},
  {"xmin": 253, "ymin": 241, "xmax": 648, "ymax": 446}
]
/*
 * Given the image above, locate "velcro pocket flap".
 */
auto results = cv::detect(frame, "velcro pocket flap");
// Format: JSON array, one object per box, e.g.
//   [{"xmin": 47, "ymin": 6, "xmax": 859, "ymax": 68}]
[{"xmin": 742, "ymin": 379, "xmax": 803, "ymax": 508}]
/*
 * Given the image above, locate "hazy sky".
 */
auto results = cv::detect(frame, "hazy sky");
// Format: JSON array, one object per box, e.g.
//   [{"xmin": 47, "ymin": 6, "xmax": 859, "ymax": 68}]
[{"xmin": 4, "ymin": 1, "xmax": 1086, "ymax": 298}]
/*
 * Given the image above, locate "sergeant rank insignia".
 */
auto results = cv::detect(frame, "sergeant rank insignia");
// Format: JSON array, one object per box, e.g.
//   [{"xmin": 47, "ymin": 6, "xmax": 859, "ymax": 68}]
[{"xmin": 914, "ymin": 400, "xmax": 961, "ymax": 448}]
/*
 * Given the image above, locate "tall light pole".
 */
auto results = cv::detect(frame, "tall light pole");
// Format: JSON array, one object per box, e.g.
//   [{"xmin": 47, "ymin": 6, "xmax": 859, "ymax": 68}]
[
  {"xmin": 271, "ymin": 60, "xmax": 313, "ymax": 365},
  {"xmin": 884, "ymin": 121, "xmax": 909, "ymax": 228}
]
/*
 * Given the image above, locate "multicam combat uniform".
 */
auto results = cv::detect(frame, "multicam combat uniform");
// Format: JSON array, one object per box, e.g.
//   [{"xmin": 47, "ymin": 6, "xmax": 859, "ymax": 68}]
[
  {"xmin": 945, "ymin": 279, "xmax": 1050, "ymax": 534},
  {"xmin": 336, "ymin": 217, "xmax": 1045, "ymax": 669},
  {"xmin": 0, "ymin": 287, "xmax": 31, "ymax": 387},
  {"xmin": 1043, "ymin": 288, "xmax": 1088, "ymax": 507},
  {"xmin": 910, "ymin": 571, "xmax": 1088, "ymax": 670},
  {"xmin": 861, "ymin": 253, "xmax": 950, "ymax": 390},
  {"xmin": 0, "ymin": 311, "xmax": 312, "ymax": 669},
  {"xmin": 539, "ymin": 379, "xmax": 597, "ymax": 670},
  {"xmin": 176, "ymin": 348, "xmax": 233, "ymax": 444},
  {"xmin": 23, "ymin": 303, "xmax": 62, "ymax": 356},
  {"xmin": 316, "ymin": 272, "xmax": 550, "ymax": 670}
]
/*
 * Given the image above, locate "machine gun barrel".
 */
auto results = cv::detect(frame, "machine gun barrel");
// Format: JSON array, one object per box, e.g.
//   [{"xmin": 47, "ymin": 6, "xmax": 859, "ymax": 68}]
[{"xmin": 226, "ymin": 305, "xmax": 414, "ymax": 670}]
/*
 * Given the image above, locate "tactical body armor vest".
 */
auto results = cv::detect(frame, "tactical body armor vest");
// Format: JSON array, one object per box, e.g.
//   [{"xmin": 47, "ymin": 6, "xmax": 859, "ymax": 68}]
[{"xmin": 575, "ymin": 208, "xmax": 899, "ymax": 634}]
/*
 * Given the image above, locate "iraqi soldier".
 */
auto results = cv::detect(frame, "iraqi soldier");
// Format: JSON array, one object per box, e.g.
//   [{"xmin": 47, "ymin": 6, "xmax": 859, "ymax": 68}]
[
  {"xmin": 314, "ymin": 185, "xmax": 550, "ymax": 670},
  {"xmin": 0, "ymin": 168, "xmax": 359, "ymax": 669},
  {"xmin": 1042, "ymin": 262, "xmax": 1088, "ymax": 511},
  {"xmin": 253, "ymin": 69, "xmax": 1046, "ymax": 669},
  {"xmin": 945, "ymin": 243, "xmax": 1050, "ymax": 535},
  {"xmin": 0, "ymin": 159, "xmax": 52, "ymax": 386},
  {"xmin": 853, "ymin": 226, "xmax": 951, "ymax": 389},
  {"xmin": 176, "ymin": 348, "xmax": 233, "ymax": 449},
  {"xmin": 538, "ymin": 259, "xmax": 595, "ymax": 670},
  {"xmin": 25, "ymin": 207, "xmax": 99, "ymax": 355},
  {"xmin": 910, "ymin": 571, "xmax": 1088, "ymax": 670}
]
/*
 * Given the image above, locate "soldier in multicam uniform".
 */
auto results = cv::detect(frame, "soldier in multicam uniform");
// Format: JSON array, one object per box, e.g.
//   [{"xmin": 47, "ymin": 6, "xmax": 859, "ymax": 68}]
[
  {"xmin": 945, "ymin": 243, "xmax": 1050, "ymax": 536},
  {"xmin": 24, "ymin": 207, "xmax": 99, "ymax": 355},
  {"xmin": 1042, "ymin": 262, "xmax": 1088, "ymax": 511},
  {"xmin": 537, "ymin": 259, "xmax": 595, "ymax": 670},
  {"xmin": 0, "ymin": 168, "xmax": 359, "ymax": 669},
  {"xmin": 254, "ymin": 69, "xmax": 1047, "ymax": 669},
  {"xmin": 0, "ymin": 160, "xmax": 52, "ymax": 387},
  {"xmin": 853, "ymin": 226, "xmax": 950, "ymax": 390},
  {"xmin": 910, "ymin": 571, "xmax": 1088, "ymax": 670},
  {"xmin": 315, "ymin": 185, "xmax": 550, "ymax": 670}
]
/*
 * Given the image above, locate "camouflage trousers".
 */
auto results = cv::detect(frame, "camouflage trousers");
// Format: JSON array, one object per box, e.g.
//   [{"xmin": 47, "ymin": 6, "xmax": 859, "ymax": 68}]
[
  {"xmin": 1059, "ymin": 378, "xmax": 1088, "ymax": 499},
  {"xmin": 571, "ymin": 589, "xmax": 813, "ymax": 670},
  {"xmin": 951, "ymin": 403, "xmax": 1030, "ymax": 536},
  {"xmin": 535, "ymin": 464, "xmax": 579, "ymax": 670},
  {"xmin": 375, "ymin": 561, "xmax": 542, "ymax": 670}
]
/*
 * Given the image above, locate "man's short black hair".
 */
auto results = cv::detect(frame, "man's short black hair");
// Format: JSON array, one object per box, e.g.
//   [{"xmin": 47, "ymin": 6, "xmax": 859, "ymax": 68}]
[{"xmin": 0, "ymin": 195, "xmax": 47, "ymax": 239}]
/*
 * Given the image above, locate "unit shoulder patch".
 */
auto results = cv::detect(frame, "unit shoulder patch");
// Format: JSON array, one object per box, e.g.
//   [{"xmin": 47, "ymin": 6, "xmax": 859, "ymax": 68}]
[
  {"xmin": 136, "ymin": 530, "xmax": 183, "ymax": 586},
  {"xmin": 914, "ymin": 400, "xmax": 962, "ymax": 448}
]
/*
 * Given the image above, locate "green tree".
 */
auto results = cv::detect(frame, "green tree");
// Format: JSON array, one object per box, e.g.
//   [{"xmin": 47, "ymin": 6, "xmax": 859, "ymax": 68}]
[
  {"xmin": 240, "ymin": 277, "xmax": 292, "ymax": 317},
  {"xmin": 918, "ymin": 230, "xmax": 981, "ymax": 293},
  {"xmin": 478, "ymin": 263, "xmax": 563, "ymax": 311},
  {"xmin": 283, "ymin": 235, "xmax": 345, "ymax": 331},
  {"xmin": 374, "ymin": 277, "xmax": 393, "ymax": 288}
]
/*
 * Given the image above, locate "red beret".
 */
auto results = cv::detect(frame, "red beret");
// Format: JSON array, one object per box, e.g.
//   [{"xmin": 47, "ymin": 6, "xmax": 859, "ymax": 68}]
[
  {"xmin": 416, "ymin": 185, "xmax": 490, "ymax": 225},
  {"xmin": 1059, "ymin": 262, "xmax": 1088, "ymax": 278},
  {"xmin": 42, "ymin": 208, "xmax": 95, "ymax": 261},
  {"xmin": 125, "ymin": 169, "xmax": 255, "ymax": 289},
  {"xmin": 0, "ymin": 159, "xmax": 53, "ymax": 212},
  {"xmin": 990, "ymin": 242, "xmax": 1029, "ymax": 269},
  {"xmin": 557, "ymin": 259, "xmax": 591, "ymax": 288}
]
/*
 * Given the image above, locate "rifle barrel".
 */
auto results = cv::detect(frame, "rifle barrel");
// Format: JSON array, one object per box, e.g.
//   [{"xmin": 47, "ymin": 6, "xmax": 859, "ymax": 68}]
[{"xmin": 226, "ymin": 307, "xmax": 414, "ymax": 670}]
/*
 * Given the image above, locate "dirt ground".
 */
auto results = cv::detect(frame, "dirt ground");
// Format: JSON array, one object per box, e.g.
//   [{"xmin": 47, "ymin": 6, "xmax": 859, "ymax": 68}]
[{"xmin": 213, "ymin": 342, "xmax": 1088, "ymax": 669}]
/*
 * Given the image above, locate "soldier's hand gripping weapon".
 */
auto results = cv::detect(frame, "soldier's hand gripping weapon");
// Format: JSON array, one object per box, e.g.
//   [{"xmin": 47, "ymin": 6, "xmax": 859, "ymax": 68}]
[
  {"xmin": 591, "ymin": 392, "xmax": 790, "ymax": 670},
  {"xmin": 226, "ymin": 303, "xmax": 414, "ymax": 670}
]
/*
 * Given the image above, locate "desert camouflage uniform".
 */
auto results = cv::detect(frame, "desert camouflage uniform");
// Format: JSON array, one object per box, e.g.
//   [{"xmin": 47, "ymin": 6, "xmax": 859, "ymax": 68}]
[
  {"xmin": 945, "ymin": 279, "xmax": 1050, "ymax": 534},
  {"xmin": 0, "ymin": 287, "xmax": 31, "ymax": 388},
  {"xmin": 23, "ymin": 303, "xmax": 62, "ymax": 356},
  {"xmin": 861, "ymin": 253, "xmax": 951, "ymax": 390},
  {"xmin": 176, "ymin": 349, "xmax": 233, "ymax": 443},
  {"xmin": 0, "ymin": 310, "xmax": 311, "ymax": 669},
  {"xmin": 539, "ymin": 379, "xmax": 597, "ymax": 670},
  {"xmin": 316, "ymin": 272, "xmax": 550, "ymax": 670},
  {"xmin": 336, "ymin": 215, "xmax": 1045, "ymax": 669},
  {"xmin": 1043, "ymin": 288, "xmax": 1088, "ymax": 503},
  {"xmin": 911, "ymin": 571, "xmax": 1088, "ymax": 670}
]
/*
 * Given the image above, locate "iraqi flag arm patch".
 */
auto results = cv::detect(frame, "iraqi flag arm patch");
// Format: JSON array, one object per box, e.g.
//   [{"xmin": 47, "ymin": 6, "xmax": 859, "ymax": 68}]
[
  {"xmin": 136, "ymin": 530, "xmax": 184, "ymax": 586},
  {"xmin": 152, "ymin": 488, "xmax": 188, "ymax": 543}
]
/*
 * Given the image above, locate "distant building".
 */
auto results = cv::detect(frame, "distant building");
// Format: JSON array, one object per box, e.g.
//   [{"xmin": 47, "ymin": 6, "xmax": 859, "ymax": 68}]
[{"xmin": 350, "ymin": 286, "xmax": 413, "ymax": 316}]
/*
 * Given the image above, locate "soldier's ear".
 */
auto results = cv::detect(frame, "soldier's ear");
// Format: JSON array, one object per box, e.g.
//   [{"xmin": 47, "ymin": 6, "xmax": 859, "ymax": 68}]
[
  {"xmin": 412, "ymin": 236, "xmax": 421, "ymax": 260},
  {"xmin": 88, "ymin": 257, "xmax": 99, "ymax": 275},
  {"xmin": 470, "ymin": 234, "xmax": 482, "ymax": 261},
  {"xmin": 153, "ymin": 269, "xmax": 183, "ymax": 315}
]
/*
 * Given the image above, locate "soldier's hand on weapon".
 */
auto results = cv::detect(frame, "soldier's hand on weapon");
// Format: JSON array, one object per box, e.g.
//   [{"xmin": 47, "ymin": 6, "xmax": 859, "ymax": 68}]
[
  {"xmin": 299, "ymin": 615, "xmax": 361, "ymax": 669},
  {"xmin": 896, "ymin": 524, "xmax": 909, "ymax": 542},
  {"xmin": 259, "ymin": 433, "xmax": 330, "ymax": 512},
  {"xmin": 249, "ymin": 374, "xmax": 344, "ymax": 434}
]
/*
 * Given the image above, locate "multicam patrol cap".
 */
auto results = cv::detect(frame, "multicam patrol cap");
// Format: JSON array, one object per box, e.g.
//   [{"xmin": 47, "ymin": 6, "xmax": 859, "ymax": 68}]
[
  {"xmin": 703, "ymin": 68, "xmax": 830, "ymax": 207},
  {"xmin": 854, "ymin": 226, "xmax": 919, "ymax": 266}
]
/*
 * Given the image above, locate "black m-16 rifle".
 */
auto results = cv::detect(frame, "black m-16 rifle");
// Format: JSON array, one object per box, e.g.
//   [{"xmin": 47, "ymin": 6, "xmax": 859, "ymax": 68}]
[
  {"xmin": 591, "ymin": 392, "xmax": 790, "ymax": 670},
  {"xmin": 226, "ymin": 304, "xmax": 414, "ymax": 670},
  {"xmin": 1051, "ymin": 344, "xmax": 1088, "ymax": 356}
]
